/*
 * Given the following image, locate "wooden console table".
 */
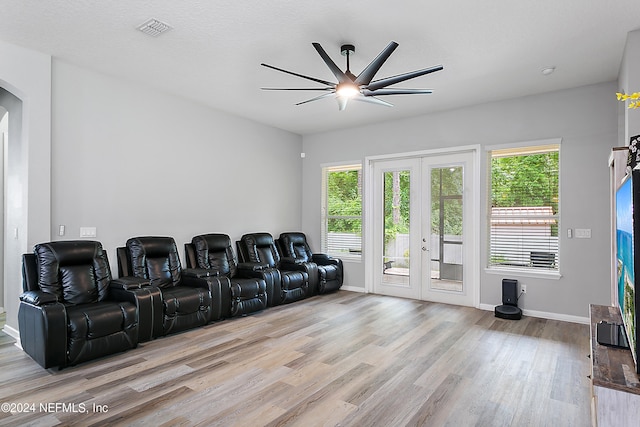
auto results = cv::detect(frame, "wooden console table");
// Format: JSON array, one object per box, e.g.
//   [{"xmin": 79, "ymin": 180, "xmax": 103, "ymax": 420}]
[{"xmin": 589, "ymin": 304, "xmax": 640, "ymax": 426}]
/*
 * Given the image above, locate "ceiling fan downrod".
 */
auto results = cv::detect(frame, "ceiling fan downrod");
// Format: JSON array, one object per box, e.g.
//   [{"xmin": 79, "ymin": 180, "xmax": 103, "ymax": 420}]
[{"xmin": 341, "ymin": 44, "xmax": 356, "ymax": 80}]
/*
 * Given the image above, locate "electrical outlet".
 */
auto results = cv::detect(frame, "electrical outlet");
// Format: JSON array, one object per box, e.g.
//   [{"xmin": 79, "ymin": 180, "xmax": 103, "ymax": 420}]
[
  {"xmin": 521, "ymin": 284, "xmax": 527, "ymax": 294},
  {"xmin": 575, "ymin": 228, "xmax": 592, "ymax": 239}
]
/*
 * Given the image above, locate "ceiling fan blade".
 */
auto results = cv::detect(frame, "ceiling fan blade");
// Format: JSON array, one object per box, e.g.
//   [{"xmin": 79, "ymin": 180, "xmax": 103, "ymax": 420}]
[
  {"xmin": 312, "ymin": 43, "xmax": 351, "ymax": 84},
  {"xmin": 362, "ymin": 88, "xmax": 433, "ymax": 96},
  {"xmin": 262, "ymin": 87, "xmax": 334, "ymax": 91},
  {"xmin": 365, "ymin": 65, "xmax": 443, "ymax": 91},
  {"xmin": 295, "ymin": 92, "xmax": 336, "ymax": 106},
  {"xmin": 354, "ymin": 41, "xmax": 399, "ymax": 86},
  {"xmin": 261, "ymin": 63, "xmax": 335, "ymax": 87},
  {"xmin": 352, "ymin": 95, "xmax": 394, "ymax": 107}
]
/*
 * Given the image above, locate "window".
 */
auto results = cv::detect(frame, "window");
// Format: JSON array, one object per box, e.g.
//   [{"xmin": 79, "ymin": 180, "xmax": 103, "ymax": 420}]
[
  {"xmin": 322, "ymin": 164, "xmax": 362, "ymax": 259},
  {"xmin": 488, "ymin": 144, "xmax": 559, "ymax": 271}
]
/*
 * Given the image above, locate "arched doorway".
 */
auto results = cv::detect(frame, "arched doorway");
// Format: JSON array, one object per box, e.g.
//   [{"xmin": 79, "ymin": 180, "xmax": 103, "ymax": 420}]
[
  {"xmin": 0, "ymin": 106, "xmax": 6, "ymax": 314},
  {"xmin": 0, "ymin": 40, "xmax": 51, "ymax": 339},
  {"xmin": 0, "ymin": 87, "xmax": 23, "ymax": 324},
  {"xmin": 0, "ymin": 105, "xmax": 9, "ymax": 313}
]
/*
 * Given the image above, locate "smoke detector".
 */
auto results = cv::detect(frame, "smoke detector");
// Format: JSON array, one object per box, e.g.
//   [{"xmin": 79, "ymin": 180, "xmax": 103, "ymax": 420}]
[{"xmin": 137, "ymin": 18, "xmax": 173, "ymax": 37}]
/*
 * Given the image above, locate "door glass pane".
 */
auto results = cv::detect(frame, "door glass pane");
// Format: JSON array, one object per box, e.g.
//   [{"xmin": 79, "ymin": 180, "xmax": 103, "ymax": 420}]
[
  {"xmin": 383, "ymin": 170, "xmax": 410, "ymax": 286},
  {"xmin": 430, "ymin": 166, "xmax": 463, "ymax": 292}
]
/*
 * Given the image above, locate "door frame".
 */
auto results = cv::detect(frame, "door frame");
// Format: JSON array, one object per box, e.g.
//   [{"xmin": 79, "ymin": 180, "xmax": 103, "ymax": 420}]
[
  {"xmin": 370, "ymin": 157, "xmax": 422, "ymax": 300},
  {"xmin": 364, "ymin": 145, "xmax": 481, "ymax": 308}
]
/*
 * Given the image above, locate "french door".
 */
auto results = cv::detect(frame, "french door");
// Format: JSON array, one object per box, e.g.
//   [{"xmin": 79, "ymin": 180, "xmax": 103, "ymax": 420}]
[{"xmin": 371, "ymin": 151, "xmax": 476, "ymax": 306}]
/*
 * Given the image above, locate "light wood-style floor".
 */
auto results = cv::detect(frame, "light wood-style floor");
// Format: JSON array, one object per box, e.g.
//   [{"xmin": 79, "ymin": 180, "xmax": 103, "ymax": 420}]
[{"xmin": 0, "ymin": 291, "xmax": 591, "ymax": 426}]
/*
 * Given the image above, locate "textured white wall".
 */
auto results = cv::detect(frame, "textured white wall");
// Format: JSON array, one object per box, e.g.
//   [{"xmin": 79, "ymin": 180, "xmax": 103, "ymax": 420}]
[
  {"xmin": 51, "ymin": 60, "xmax": 303, "ymax": 270},
  {"xmin": 302, "ymin": 81, "xmax": 617, "ymax": 319},
  {"xmin": 619, "ymin": 29, "xmax": 640, "ymax": 144}
]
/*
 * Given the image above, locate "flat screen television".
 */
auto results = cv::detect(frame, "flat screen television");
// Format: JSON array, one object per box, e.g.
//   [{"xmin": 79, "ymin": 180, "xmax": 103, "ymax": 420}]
[{"xmin": 613, "ymin": 170, "xmax": 640, "ymax": 373}]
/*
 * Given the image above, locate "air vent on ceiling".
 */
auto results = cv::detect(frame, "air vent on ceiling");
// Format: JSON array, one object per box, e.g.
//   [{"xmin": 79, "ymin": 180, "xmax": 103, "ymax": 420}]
[{"xmin": 137, "ymin": 18, "xmax": 173, "ymax": 37}]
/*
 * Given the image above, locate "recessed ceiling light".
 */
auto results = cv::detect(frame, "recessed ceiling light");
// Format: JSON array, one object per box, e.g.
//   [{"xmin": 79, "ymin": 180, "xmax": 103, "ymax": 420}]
[
  {"xmin": 541, "ymin": 66, "xmax": 556, "ymax": 76},
  {"xmin": 137, "ymin": 18, "xmax": 173, "ymax": 37}
]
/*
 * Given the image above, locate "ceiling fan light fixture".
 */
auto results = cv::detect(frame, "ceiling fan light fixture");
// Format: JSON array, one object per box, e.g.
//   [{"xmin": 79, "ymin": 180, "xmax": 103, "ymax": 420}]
[{"xmin": 336, "ymin": 83, "xmax": 360, "ymax": 98}]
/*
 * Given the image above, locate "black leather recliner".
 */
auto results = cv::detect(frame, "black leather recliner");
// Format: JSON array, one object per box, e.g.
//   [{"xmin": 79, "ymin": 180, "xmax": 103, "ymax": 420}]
[
  {"xmin": 236, "ymin": 232, "xmax": 310, "ymax": 305},
  {"xmin": 18, "ymin": 241, "xmax": 139, "ymax": 369},
  {"xmin": 185, "ymin": 234, "xmax": 268, "ymax": 316},
  {"xmin": 278, "ymin": 232, "xmax": 344, "ymax": 294},
  {"xmin": 117, "ymin": 236, "xmax": 226, "ymax": 337}
]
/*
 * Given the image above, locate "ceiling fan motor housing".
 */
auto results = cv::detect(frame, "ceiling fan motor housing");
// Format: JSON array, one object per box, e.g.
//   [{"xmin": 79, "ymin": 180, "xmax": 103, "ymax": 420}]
[{"xmin": 340, "ymin": 44, "xmax": 355, "ymax": 56}]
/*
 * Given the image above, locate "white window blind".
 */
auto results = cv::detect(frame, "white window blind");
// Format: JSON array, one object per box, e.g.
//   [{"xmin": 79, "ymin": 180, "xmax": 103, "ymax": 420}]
[
  {"xmin": 322, "ymin": 164, "xmax": 362, "ymax": 259},
  {"xmin": 489, "ymin": 144, "xmax": 559, "ymax": 271}
]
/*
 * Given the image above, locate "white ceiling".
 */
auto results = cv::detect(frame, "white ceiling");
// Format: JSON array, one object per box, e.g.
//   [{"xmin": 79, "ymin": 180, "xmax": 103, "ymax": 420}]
[{"xmin": 1, "ymin": 0, "xmax": 640, "ymax": 135}]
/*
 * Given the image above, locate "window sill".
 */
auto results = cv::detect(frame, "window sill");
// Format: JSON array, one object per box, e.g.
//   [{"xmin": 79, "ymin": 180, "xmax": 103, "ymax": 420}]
[
  {"xmin": 336, "ymin": 256, "xmax": 362, "ymax": 263},
  {"xmin": 485, "ymin": 266, "xmax": 562, "ymax": 280},
  {"xmin": 326, "ymin": 252, "xmax": 362, "ymax": 263}
]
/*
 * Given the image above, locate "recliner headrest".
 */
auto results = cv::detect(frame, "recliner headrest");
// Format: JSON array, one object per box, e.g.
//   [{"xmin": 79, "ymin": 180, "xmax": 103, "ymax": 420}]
[
  {"xmin": 278, "ymin": 232, "xmax": 312, "ymax": 261},
  {"xmin": 125, "ymin": 236, "xmax": 182, "ymax": 288},
  {"xmin": 192, "ymin": 233, "xmax": 235, "ymax": 275},
  {"xmin": 243, "ymin": 233, "xmax": 274, "ymax": 248},
  {"xmin": 36, "ymin": 240, "xmax": 102, "ymax": 266},
  {"xmin": 34, "ymin": 240, "xmax": 111, "ymax": 304},
  {"xmin": 127, "ymin": 236, "xmax": 176, "ymax": 257},
  {"xmin": 193, "ymin": 234, "xmax": 230, "ymax": 252},
  {"xmin": 282, "ymin": 233, "xmax": 306, "ymax": 246}
]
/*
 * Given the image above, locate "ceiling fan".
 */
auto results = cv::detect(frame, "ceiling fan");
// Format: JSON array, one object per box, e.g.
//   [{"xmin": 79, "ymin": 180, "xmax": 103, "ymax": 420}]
[{"xmin": 261, "ymin": 41, "xmax": 443, "ymax": 111}]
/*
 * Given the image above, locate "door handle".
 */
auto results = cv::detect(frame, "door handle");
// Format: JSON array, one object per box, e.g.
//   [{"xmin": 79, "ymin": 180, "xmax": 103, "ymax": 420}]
[{"xmin": 422, "ymin": 247, "xmax": 428, "ymax": 251}]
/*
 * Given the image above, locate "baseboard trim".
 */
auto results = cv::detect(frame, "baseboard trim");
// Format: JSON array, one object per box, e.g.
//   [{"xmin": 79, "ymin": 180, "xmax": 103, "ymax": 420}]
[
  {"xmin": 339, "ymin": 291, "xmax": 589, "ymax": 323},
  {"xmin": 3, "ymin": 324, "xmax": 21, "ymax": 348},
  {"xmin": 478, "ymin": 303, "xmax": 589, "ymax": 325}
]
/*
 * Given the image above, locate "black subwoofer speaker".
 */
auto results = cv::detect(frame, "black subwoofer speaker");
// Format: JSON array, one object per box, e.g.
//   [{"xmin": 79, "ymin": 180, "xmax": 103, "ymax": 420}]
[{"xmin": 495, "ymin": 278, "xmax": 522, "ymax": 320}]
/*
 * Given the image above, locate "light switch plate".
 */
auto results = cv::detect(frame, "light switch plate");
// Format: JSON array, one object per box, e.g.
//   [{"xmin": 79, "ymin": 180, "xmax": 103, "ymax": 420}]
[{"xmin": 80, "ymin": 227, "xmax": 97, "ymax": 238}]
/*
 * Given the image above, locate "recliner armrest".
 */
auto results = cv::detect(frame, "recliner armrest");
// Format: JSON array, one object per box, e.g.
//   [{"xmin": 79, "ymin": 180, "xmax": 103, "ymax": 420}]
[
  {"xmin": 18, "ymin": 297, "xmax": 67, "ymax": 368},
  {"xmin": 312, "ymin": 253, "xmax": 335, "ymax": 264},
  {"xmin": 281, "ymin": 257, "xmax": 305, "ymax": 265},
  {"xmin": 110, "ymin": 277, "xmax": 151, "ymax": 290},
  {"xmin": 183, "ymin": 268, "xmax": 219, "ymax": 278},
  {"xmin": 19, "ymin": 290, "xmax": 58, "ymax": 306},
  {"xmin": 110, "ymin": 284, "xmax": 163, "ymax": 342},
  {"xmin": 280, "ymin": 259, "xmax": 312, "ymax": 271},
  {"xmin": 238, "ymin": 262, "xmax": 269, "ymax": 271},
  {"xmin": 181, "ymin": 274, "xmax": 229, "ymax": 321}
]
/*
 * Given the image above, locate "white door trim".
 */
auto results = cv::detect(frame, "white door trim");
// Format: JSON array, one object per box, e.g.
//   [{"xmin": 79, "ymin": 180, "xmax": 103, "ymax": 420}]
[{"xmin": 364, "ymin": 145, "xmax": 481, "ymax": 308}]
